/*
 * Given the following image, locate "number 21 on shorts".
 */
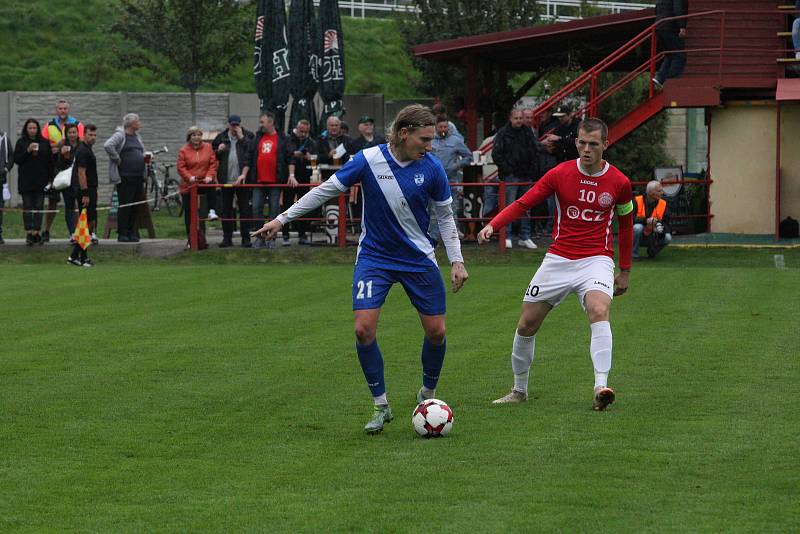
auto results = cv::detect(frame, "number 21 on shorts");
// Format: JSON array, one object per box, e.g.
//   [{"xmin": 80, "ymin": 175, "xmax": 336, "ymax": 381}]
[{"xmin": 356, "ymin": 279, "xmax": 373, "ymax": 299}]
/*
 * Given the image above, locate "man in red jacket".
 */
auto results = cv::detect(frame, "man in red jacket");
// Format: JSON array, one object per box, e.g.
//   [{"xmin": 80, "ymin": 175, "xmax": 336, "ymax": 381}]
[{"xmin": 478, "ymin": 118, "xmax": 633, "ymax": 411}]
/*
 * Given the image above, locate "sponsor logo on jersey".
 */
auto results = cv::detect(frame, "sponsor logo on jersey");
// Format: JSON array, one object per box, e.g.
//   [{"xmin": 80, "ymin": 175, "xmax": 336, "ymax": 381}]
[
  {"xmin": 567, "ymin": 205, "xmax": 605, "ymax": 221},
  {"xmin": 580, "ymin": 179, "xmax": 598, "ymax": 186},
  {"xmin": 376, "ymin": 174, "xmax": 394, "ymax": 180},
  {"xmin": 593, "ymin": 280, "xmax": 610, "ymax": 289},
  {"xmin": 414, "ymin": 173, "xmax": 425, "ymax": 186},
  {"xmin": 598, "ymin": 192, "xmax": 614, "ymax": 208}
]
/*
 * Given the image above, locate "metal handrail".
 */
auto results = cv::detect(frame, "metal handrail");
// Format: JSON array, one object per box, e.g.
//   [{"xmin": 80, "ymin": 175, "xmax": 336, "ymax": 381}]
[
  {"xmin": 533, "ymin": 8, "xmax": 795, "ymax": 121},
  {"xmin": 325, "ymin": 0, "xmax": 654, "ymax": 21}
]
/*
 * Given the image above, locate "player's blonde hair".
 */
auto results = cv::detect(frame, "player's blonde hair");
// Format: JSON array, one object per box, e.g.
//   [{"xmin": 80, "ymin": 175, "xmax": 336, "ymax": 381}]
[{"xmin": 387, "ymin": 104, "xmax": 436, "ymax": 147}]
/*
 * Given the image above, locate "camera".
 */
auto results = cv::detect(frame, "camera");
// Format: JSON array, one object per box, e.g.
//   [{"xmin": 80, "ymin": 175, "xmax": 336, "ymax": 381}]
[{"xmin": 654, "ymin": 221, "xmax": 664, "ymax": 234}]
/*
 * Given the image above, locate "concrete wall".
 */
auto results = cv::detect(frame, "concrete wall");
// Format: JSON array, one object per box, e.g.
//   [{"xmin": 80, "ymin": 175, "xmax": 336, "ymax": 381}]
[
  {"xmin": 780, "ymin": 104, "xmax": 800, "ymax": 221},
  {"xmin": 664, "ymin": 108, "xmax": 687, "ymax": 170},
  {"xmin": 709, "ymin": 104, "xmax": 778, "ymax": 234},
  {"xmin": 0, "ymin": 91, "xmax": 393, "ymax": 204}
]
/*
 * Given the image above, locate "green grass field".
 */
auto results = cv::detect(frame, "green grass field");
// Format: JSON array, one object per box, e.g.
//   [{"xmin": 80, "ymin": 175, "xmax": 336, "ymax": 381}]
[{"xmin": 1, "ymin": 247, "xmax": 798, "ymax": 531}]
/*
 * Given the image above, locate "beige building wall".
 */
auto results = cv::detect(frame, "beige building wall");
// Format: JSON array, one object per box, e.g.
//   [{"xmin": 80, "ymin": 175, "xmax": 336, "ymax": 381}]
[
  {"xmin": 780, "ymin": 103, "xmax": 800, "ymax": 221},
  {"xmin": 664, "ymin": 108, "xmax": 687, "ymax": 170},
  {"xmin": 709, "ymin": 104, "xmax": 777, "ymax": 234}
]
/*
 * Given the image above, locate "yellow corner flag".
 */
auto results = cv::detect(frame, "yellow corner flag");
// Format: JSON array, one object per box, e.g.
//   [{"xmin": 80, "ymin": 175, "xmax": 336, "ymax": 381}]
[{"xmin": 73, "ymin": 208, "xmax": 91, "ymax": 250}]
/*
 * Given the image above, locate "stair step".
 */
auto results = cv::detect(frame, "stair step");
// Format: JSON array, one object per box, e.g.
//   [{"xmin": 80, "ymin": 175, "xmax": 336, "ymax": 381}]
[
  {"xmin": 777, "ymin": 5, "xmax": 797, "ymax": 9},
  {"xmin": 777, "ymin": 57, "xmax": 800, "ymax": 62},
  {"xmin": 777, "ymin": 31, "xmax": 792, "ymax": 37}
]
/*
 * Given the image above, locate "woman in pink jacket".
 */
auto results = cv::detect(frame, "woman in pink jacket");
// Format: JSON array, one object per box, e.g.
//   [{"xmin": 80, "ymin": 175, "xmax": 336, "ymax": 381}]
[{"xmin": 177, "ymin": 126, "xmax": 218, "ymax": 248}]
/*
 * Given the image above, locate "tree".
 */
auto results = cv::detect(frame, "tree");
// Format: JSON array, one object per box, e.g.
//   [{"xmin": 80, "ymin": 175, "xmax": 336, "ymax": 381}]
[
  {"xmin": 398, "ymin": 0, "xmax": 542, "ymax": 110},
  {"xmin": 112, "ymin": 0, "xmax": 251, "ymax": 123}
]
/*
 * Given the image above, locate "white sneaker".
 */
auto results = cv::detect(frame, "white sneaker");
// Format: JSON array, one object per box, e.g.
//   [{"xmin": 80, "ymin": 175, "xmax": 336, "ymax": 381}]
[
  {"xmin": 518, "ymin": 238, "xmax": 538, "ymax": 249},
  {"xmin": 492, "ymin": 389, "xmax": 528, "ymax": 404},
  {"xmin": 505, "ymin": 238, "xmax": 512, "ymax": 249},
  {"xmin": 208, "ymin": 209, "xmax": 219, "ymax": 221}
]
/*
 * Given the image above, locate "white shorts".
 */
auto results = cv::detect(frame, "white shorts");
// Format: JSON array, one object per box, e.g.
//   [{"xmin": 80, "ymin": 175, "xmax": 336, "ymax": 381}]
[{"xmin": 522, "ymin": 253, "xmax": 615, "ymax": 309}]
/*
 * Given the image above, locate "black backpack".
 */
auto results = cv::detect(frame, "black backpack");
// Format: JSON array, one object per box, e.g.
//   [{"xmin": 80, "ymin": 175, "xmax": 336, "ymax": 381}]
[{"xmin": 779, "ymin": 216, "xmax": 799, "ymax": 239}]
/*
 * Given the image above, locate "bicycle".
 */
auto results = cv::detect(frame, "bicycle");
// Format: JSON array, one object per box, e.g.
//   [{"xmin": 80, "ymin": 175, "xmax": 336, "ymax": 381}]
[{"xmin": 145, "ymin": 147, "xmax": 182, "ymax": 217}]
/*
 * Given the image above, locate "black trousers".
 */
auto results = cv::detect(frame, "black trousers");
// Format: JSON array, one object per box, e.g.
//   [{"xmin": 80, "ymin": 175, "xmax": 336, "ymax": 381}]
[
  {"xmin": 281, "ymin": 181, "xmax": 311, "ymax": 239},
  {"xmin": 70, "ymin": 186, "xmax": 98, "ymax": 226},
  {"xmin": 656, "ymin": 30, "xmax": 686, "ymax": 83},
  {"xmin": 117, "ymin": 175, "xmax": 143, "ymax": 236},
  {"xmin": 181, "ymin": 191, "xmax": 210, "ymax": 237},
  {"xmin": 22, "ymin": 191, "xmax": 44, "ymax": 231},
  {"xmin": 220, "ymin": 186, "xmax": 252, "ymax": 241}
]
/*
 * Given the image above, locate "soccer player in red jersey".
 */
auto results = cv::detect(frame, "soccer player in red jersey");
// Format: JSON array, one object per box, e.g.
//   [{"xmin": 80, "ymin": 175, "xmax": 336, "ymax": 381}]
[{"xmin": 478, "ymin": 118, "xmax": 633, "ymax": 411}]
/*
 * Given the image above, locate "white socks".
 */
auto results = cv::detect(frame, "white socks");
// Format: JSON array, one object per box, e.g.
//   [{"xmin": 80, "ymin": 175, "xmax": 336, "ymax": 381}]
[
  {"xmin": 373, "ymin": 393, "xmax": 387, "ymax": 405},
  {"xmin": 511, "ymin": 331, "xmax": 536, "ymax": 393},
  {"xmin": 590, "ymin": 321, "xmax": 612, "ymax": 389}
]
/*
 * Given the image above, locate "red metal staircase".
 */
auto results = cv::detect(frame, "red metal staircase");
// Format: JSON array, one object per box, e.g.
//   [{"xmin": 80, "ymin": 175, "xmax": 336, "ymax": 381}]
[{"xmin": 534, "ymin": 3, "xmax": 797, "ymax": 147}]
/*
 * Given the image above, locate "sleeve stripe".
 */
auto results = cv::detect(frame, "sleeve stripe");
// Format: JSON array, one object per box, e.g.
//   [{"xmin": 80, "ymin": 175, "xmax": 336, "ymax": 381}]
[
  {"xmin": 615, "ymin": 200, "xmax": 633, "ymax": 216},
  {"xmin": 329, "ymin": 175, "xmax": 348, "ymax": 193}
]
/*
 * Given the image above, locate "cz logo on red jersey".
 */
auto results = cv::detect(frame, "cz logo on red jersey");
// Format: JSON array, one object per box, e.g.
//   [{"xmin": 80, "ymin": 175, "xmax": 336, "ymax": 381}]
[{"xmin": 566, "ymin": 205, "xmax": 604, "ymax": 221}]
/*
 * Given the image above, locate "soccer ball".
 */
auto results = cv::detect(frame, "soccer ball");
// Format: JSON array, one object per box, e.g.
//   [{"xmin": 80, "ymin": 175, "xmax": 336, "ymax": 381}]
[{"xmin": 412, "ymin": 399, "xmax": 454, "ymax": 438}]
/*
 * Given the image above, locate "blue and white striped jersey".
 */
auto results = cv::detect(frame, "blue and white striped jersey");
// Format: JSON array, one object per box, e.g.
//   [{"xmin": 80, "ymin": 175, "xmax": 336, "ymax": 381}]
[{"xmin": 330, "ymin": 144, "xmax": 452, "ymax": 271}]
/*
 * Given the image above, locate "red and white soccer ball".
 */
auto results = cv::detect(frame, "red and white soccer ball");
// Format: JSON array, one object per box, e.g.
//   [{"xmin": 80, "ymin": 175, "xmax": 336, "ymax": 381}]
[{"xmin": 412, "ymin": 399, "xmax": 454, "ymax": 438}]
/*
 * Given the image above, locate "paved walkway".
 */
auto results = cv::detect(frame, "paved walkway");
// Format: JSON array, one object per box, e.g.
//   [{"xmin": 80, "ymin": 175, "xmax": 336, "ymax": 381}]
[{"xmin": 1, "ymin": 238, "xmax": 187, "ymax": 257}]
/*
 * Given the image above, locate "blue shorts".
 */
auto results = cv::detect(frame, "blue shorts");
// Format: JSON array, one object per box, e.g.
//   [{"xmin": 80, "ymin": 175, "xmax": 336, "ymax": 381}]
[{"xmin": 352, "ymin": 263, "xmax": 446, "ymax": 316}]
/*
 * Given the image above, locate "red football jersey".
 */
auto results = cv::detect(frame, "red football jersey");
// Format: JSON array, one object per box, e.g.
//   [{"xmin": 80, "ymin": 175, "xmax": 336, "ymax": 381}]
[{"xmin": 490, "ymin": 159, "xmax": 633, "ymax": 265}]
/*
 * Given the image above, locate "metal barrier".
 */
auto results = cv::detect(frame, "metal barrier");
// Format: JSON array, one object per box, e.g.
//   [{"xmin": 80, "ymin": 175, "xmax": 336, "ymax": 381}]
[
  {"xmin": 329, "ymin": 0, "xmax": 653, "ymax": 21},
  {"xmin": 186, "ymin": 176, "xmax": 713, "ymax": 252}
]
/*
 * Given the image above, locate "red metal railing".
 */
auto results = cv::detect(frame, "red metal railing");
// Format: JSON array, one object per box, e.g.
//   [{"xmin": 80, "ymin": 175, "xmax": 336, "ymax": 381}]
[
  {"xmin": 187, "ymin": 178, "xmax": 713, "ymax": 252},
  {"xmin": 187, "ymin": 183, "xmax": 351, "ymax": 251},
  {"xmin": 533, "ymin": 8, "xmax": 797, "ymax": 126}
]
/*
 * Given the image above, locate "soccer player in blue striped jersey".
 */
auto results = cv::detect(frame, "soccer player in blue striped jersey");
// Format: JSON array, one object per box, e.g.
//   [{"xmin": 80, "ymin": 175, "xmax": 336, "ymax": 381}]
[{"xmin": 252, "ymin": 105, "xmax": 469, "ymax": 434}]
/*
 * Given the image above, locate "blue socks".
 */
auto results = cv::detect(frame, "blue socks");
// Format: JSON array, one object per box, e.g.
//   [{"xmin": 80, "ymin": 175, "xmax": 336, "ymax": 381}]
[
  {"xmin": 421, "ymin": 337, "xmax": 446, "ymax": 391},
  {"xmin": 356, "ymin": 340, "xmax": 385, "ymax": 397},
  {"xmin": 357, "ymin": 337, "xmax": 446, "ymax": 398}
]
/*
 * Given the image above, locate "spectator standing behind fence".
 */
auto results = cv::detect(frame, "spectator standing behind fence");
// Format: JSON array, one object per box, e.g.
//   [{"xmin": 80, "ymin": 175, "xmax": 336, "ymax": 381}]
[
  {"xmin": 479, "ymin": 112, "xmax": 506, "ymax": 220},
  {"xmin": 633, "ymin": 180, "xmax": 672, "ymax": 259},
  {"xmin": 14, "ymin": 119, "xmax": 53, "ymax": 246},
  {"xmin": 212, "ymin": 114, "xmax": 254, "ymax": 249},
  {"xmin": 317, "ymin": 115, "xmax": 351, "ymax": 166},
  {"xmin": 41, "ymin": 99, "xmax": 84, "ymax": 152},
  {"xmin": 0, "ymin": 129, "xmax": 13, "ymax": 245},
  {"xmin": 544, "ymin": 105, "xmax": 580, "ymax": 163},
  {"xmin": 46, "ymin": 123, "xmax": 80, "ymax": 242},
  {"xmin": 492, "ymin": 108, "xmax": 540, "ymax": 250},
  {"xmin": 177, "ymin": 126, "xmax": 218, "ymax": 250},
  {"xmin": 430, "ymin": 114, "xmax": 471, "ymax": 242},
  {"xmin": 104, "ymin": 113, "xmax": 146, "ymax": 243},
  {"xmin": 283, "ymin": 119, "xmax": 317, "ymax": 246},
  {"xmin": 347, "ymin": 115, "xmax": 386, "ymax": 156},
  {"xmin": 652, "ymin": 0, "xmax": 688, "ymax": 90},
  {"xmin": 67, "ymin": 124, "xmax": 99, "ymax": 267},
  {"xmin": 249, "ymin": 112, "xmax": 287, "ymax": 249}
]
